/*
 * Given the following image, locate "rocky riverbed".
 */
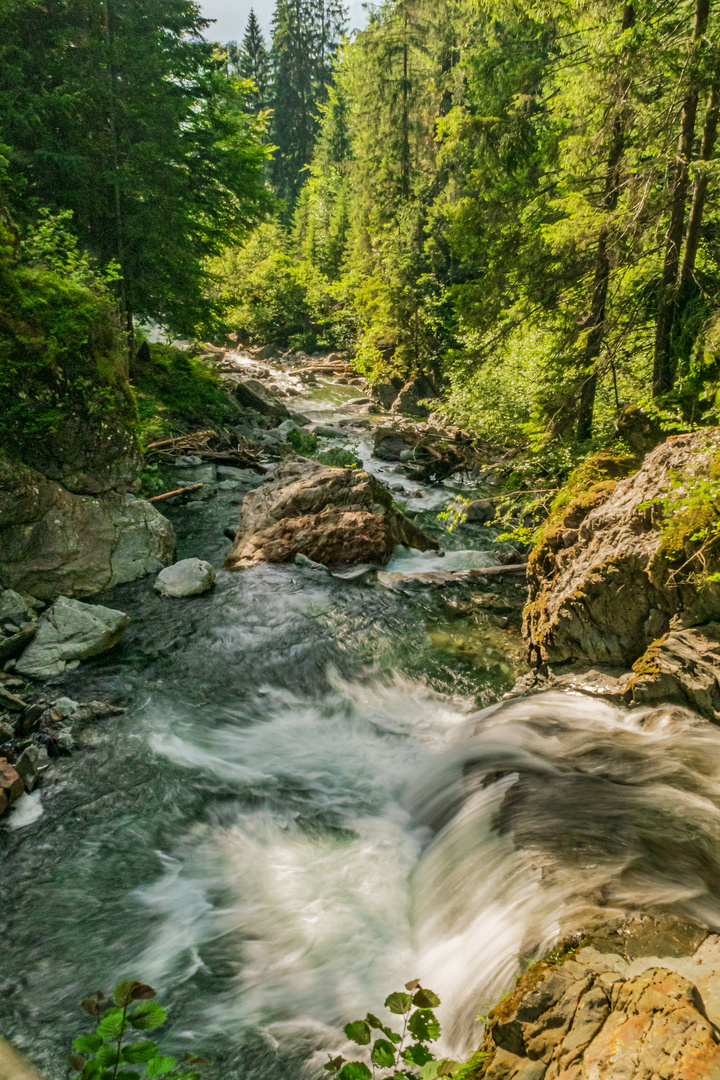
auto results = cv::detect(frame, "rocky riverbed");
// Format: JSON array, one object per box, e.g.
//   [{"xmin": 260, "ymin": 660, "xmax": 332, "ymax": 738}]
[{"xmin": 3, "ymin": 349, "xmax": 720, "ymax": 1080}]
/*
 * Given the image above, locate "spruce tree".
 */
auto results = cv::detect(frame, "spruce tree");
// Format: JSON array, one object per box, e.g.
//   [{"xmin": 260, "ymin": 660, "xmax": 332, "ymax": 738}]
[
  {"xmin": 270, "ymin": 0, "xmax": 347, "ymax": 212},
  {"xmin": 231, "ymin": 9, "xmax": 270, "ymax": 114}
]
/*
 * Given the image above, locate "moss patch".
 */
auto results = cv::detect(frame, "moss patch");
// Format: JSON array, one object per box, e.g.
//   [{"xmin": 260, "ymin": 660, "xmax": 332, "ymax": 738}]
[{"xmin": 131, "ymin": 343, "xmax": 237, "ymax": 442}]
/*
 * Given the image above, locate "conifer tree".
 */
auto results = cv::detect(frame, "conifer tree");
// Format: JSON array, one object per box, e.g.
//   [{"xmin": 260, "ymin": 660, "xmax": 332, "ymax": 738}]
[{"xmin": 230, "ymin": 9, "xmax": 271, "ymax": 114}]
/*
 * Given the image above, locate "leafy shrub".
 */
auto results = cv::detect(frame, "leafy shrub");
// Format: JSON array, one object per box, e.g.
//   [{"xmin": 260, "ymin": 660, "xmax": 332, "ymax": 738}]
[
  {"xmin": 316, "ymin": 447, "xmax": 360, "ymax": 468},
  {"xmin": 132, "ymin": 342, "xmax": 236, "ymax": 442},
  {"xmin": 325, "ymin": 981, "xmax": 463, "ymax": 1080},
  {"xmin": 436, "ymin": 496, "xmax": 469, "ymax": 533},
  {"xmin": 69, "ymin": 979, "xmax": 207, "ymax": 1080},
  {"xmin": 287, "ymin": 428, "xmax": 319, "ymax": 454}
]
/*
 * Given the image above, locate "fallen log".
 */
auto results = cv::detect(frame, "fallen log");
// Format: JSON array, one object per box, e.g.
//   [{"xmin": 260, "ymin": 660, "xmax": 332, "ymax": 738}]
[{"xmin": 148, "ymin": 483, "xmax": 202, "ymax": 503}]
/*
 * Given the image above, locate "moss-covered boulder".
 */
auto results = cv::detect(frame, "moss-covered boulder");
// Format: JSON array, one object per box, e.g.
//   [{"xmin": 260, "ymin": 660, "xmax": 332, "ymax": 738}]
[{"xmin": 524, "ymin": 432, "xmax": 720, "ymax": 669}]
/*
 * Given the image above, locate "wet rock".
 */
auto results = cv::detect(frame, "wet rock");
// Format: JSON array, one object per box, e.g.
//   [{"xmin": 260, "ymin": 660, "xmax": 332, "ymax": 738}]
[
  {"xmin": 217, "ymin": 466, "xmax": 264, "ymax": 486},
  {"xmin": 14, "ymin": 746, "xmax": 38, "ymax": 792},
  {"xmin": 478, "ymin": 921, "xmax": 720, "ymax": 1079},
  {"xmin": 0, "ymin": 757, "xmax": 24, "ymax": 815},
  {"xmin": 374, "ymin": 431, "xmax": 414, "ymax": 462},
  {"xmin": 313, "ymin": 425, "xmax": 348, "ymax": 439},
  {"xmin": 622, "ymin": 622, "xmax": 720, "ymax": 719},
  {"xmin": 168, "ymin": 462, "xmax": 216, "ymax": 484},
  {"xmin": 233, "ymin": 379, "xmax": 289, "ymax": 418},
  {"xmin": 0, "ymin": 458, "xmax": 176, "ymax": 601},
  {"xmin": 173, "ymin": 455, "xmax": 203, "ymax": 467},
  {"xmin": 15, "ymin": 596, "xmax": 130, "ymax": 679},
  {"xmin": 225, "ymin": 460, "xmax": 439, "ymax": 570},
  {"xmin": 347, "ymin": 396, "xmax": 372, "ymax": 406},
  {"xmin": 390, "ymin": 375, "xmax": 440, "ymax": 418},
  {"xmin": 294, "ymin": 552, "xmax": 328, "ymax": 571},
  {"xmin": 525, "ymin": 431, "xmax": 720, "ymax": 668},
  {"xmin": 154, "ymin": 558, "xmax": 216, "ymax": 598},
  {"xmin": 255, "ymin": 343, "xmax": 279, "ymax": 360},
  {"xmin": 466, "ymin": 499, "xmax": 496, "ymax": 524}
]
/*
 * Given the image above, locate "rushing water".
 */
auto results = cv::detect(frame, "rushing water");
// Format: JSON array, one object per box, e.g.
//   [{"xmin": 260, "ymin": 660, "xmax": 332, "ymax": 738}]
[{"xmin": 4, "ymin": 369, "xmax": 720, "ymax": 1078}]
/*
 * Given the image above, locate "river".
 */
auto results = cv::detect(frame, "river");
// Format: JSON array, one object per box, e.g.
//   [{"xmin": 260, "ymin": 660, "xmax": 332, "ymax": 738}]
[{"xmin": 3, "ymin": 364, "xmax": 720, "ymax": 1079}]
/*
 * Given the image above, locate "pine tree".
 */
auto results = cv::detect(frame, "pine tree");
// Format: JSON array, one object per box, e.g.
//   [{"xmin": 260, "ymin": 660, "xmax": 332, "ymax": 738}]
[
  {"xmin": 231, "ymin": 9, "xmax": 270, "ymax": 114},
  {"xmin": 270, "ymin": 0, "xmax": 347, "ymax": 212}
]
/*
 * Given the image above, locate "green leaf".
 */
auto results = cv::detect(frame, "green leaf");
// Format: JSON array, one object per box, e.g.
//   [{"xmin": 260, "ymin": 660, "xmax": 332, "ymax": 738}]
[
  {"xmin": 337, "ymin": 1064, "xmax": 372, "ymax": 1080},
  {"xmin": 419, "ymin": 1064, "xmax": 441, "ymax": 1080},
  {"xmin": 413, "ymin": 988, "xmax": 441, "ymax": 1009},
  {"xmin": 79, "ymin": 1060, "xmax": 104, "ymax": 1080},
  {"xmin": 144, "ymin": 1055, "xmax": 177, "ymax": 1078},
  {"xmin": 344, "ymin": 1021, "xmax": 371, "ymax": 1046},
  {"xmin": 115, "ymin": 1074, "xmax": 142, "ymax": 1079},
  {"xmin": 95, "ymin": 1044, "xmax": 120, "ymax": 1068},
  {"xmin": 366, "ymin": 1014, "xmax": 401, "ymax": 1043},
  {"xmin": 114, "ymin": 981, "xmax": 156, "ymax": 1006},
  {"xmin": 403, "ymin": 1043, "xmax": 433, "ymax": 1066},
  {"xmin": 122, "ymin": 1041, "xmax": 159, "ymax": 1064},
  {"xmin": 409, "ymin": 1009, "xmax": 441, "ymax": 1043},
  {"xmin": 128, "ymin": 1002, "xmax": 167, "ymax": 1031},
  {"xmin": 324, "ymin": 1054, "xmax": 345, "ymax": 1071},
  {"xmin": 73, "ymin": 1034, "xmax": 104, "ymax": 1054},
  {"xmin": 419, "ymin": 1059, "xmax": 461, "ymax": 1078},
  {"xmin": 370, "ymin": 1038, "xmax": 396, "ymax": 1068},
  {"xmin": 384, "ymin": 991, "xmax": 413, "ymax": 1015},
  {"xmin": 96, "ymin": 1008, "xmax": 126, "ymax": 1039}
]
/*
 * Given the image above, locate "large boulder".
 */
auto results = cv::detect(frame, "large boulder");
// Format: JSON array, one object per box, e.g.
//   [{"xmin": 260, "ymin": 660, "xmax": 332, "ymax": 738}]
[
  {"xmin": 622, "ymin": 622, "xmax": 720, "ymax": 719},
  {"xmin": 476, "ymin": 934, "xmax": 720, "ymax": 1080},
  {"xmin": 0, "ymin": 458, "xmax": 176, "ymax": 600},
  {"xmin": 390, "ymin": 375, "xmax": 440, "ymax": 418},
  {"xmin": 233, "ymin": 379, "xmax": 289, "ymax": 418},
  {"xmin": 224, "ymin": 460, "xmax": 439, "ymax": 569},
  {"xmin": 525, "ymin": 432, "xmax": 720, "ymax": 668},
  {"xmin": 370, "ymin": 377, "xmax": 404, "ymax": 410},
  {"xmin": 15, "ymin": 596, "xmax": 130, "ymax": 679},
  {"xmin": 154, "ymin": 558, "xmax": 215, "ymax": 597}
]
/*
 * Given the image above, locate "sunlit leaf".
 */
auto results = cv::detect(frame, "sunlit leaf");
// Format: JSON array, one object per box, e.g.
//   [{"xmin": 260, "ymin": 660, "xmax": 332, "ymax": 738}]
[
  {"xmin": 144, "ymin": 1055, "xmax": 177, "ymax": 1078},
  {"xmin": 97, "ymin": 1009, "xmax": 126, "ymax": 1039},
  {"xmin": 409, "ymin": 1009, "xmax": 441, "ymax": 1042},
  {"xmin": 337, "ymin": 1064, "xmax": 372, "ymax": 1080},
  {"xmin": 413, "ymin": 988, "xmax": 441, "ymax": 1009},
  {"xmin": 344, "ymin": 1021, "xmax": 371, "ymax": 1045},
  {"xmin": 122, "ymin": 1041, "xmax": 158, "ymax": 1064},
  {"xmin": 385, "ymin": 992, "xmax": 413, "ymax": 1015},
  {"xmin": 370, "ymin": 1038, "xmax": 395, "ymax": 1068},
  {"xmin": 128, "ymin": 1002, "xmax": 167, "ymax": 1031},
  {"xmin": 73, "ymin": 1035, "xmax": 103, "ymax": 1054},
  {"xmin": 366, "ymin": 1014, "xmax": 401, "ymax": 1043},
  {"xmin": 403, "ymin": 1043, "xmax": 433, "ymax": 1066}
]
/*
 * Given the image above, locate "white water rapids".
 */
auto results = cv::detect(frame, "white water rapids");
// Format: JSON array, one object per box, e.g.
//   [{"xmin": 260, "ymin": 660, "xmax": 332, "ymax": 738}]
[{"xmin": 129, "ymin": 681, "xmax": 720, "ymax": 1066}]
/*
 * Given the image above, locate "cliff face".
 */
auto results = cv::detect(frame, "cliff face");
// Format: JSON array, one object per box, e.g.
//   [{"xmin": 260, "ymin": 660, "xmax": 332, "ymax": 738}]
[
  {"xmin": 0, "ymin": 456, "xmax": 175, "ymax": 600},
  {"xmin": 524, "ymin": 431, "xmax": 720, "ymax": 670}
]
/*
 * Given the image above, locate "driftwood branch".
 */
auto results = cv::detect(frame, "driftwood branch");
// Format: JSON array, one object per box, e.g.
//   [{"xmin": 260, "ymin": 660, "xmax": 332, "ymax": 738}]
[{"xmin": 147, "ymin": 483, "xmax": 202, "ymax": 503}]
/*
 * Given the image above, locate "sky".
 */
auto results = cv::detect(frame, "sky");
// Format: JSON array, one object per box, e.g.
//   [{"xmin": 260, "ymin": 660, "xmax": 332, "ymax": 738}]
[{"xmin": 199, "ymin": 0, "xmax": 368, "ymax": 41}]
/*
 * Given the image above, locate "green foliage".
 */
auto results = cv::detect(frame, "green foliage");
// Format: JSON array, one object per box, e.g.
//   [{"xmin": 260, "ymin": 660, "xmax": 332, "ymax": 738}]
[
  {"xmin": 131, "ymin": 343, "xmax": 237, "ymax": 442},
  {"xmin": 287, "ymin": 428, "xmax": 320, "ymax": 454},
  {"xmin": 651, "ymin": 447, "xmax": 720, "ymax": 580},
  {"xmin": 0, "ymin": 201, "xmax": 136, "ymax": 462},
  {"xmin": 0, "ymin": 0, "xmax": 272, "ymax": 335},
  {"xmin": 436, "ymin": 495, "xmax": 469, "ymax": 533},
  {"xmin": 70, "ymin": 979, "xmax": 207, "ymax": 1080},
  {"xmin": 316, "ymin": 447, "xmax": 359, "ymax": 468},
  {"xmin": 325, "ymin": 982, "xmax": 461, "ymax": 1080}
]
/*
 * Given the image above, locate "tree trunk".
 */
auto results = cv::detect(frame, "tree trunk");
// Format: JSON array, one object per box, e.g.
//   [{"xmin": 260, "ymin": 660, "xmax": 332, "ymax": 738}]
[
  {"xmin": 679, "ymin": 73, "xmax": 720, "ymax": 290},
  {"xmin": 652, "ymin": 0, "xmax": 711, "ymax": 397},
  {"xmin": 576, "ymin": 2, "xmax": 635, "ymax": 441}
]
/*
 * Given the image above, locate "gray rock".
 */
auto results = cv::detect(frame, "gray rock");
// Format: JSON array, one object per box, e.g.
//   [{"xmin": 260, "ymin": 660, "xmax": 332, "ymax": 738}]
[
  {"xmin": 169, "ymin": 463, "xmax": 216, "ymax": 484},
  {"xmin": 234, "ymin": 379, "xmax": 289, "ymax": 418},
  {"xmin": 15, "ymin": 597, "xmax": 130, "ymax": 679},
  {"xmin": 390, "ymin": 375, "xmax": 440, "ymax": 418},
  {"xmin": 173, "ymin": 455, "xmax": 203, "ymax": 467},
  {"xmin": 255, "ymin": 343, "xmax": 279, "ymax": 360},
  {"xmin": 525, "ymin": 431, "xmax": 720, "ymax": 668},
  {"xmin": 371, "ymin": 378, "xmax": 404, "ymax": 410},
  {"xmin": 0, "ymin": 686, "xmax": 27, "ymax": 712},
  {"xmin": 0, "ymin": 459, "xmax": 176, "ymax": 601},
  {"xmin": 154, "ymin": 558, "xmax": 216, "ymax": 598},
  {"xmin": 0, "ymin": 590, "xmax": 36, "ymax": 623},
  {"xmin": 272, "ymin": 419, "xmax": 301, "ymax": 440},
  {"xmin": 0, "ymin": 627, "xmax": 37, "ymax": 663},
  {"xmin": 216, "ymin": 467, "xmax": 263, "ymax": 488},
  {"xmin": 294, "ymin": 552, "xmax": 328, "ymax": 571},
  {"xmin": 218, "ymin": 480, "xmax": 242, "ymax": 490},
  {"xmin": 313, "ymin": 425, "xmax": 347, "ymax": 439},
  {"xmin": 347, "ymin": 397, "xmax": 372, "ymax": 406},
  {"xmin": 466, "ymin": 499, "xmax": 496, "ymax": 523},
  {"xmin": 624, "ymin": 622, "xmax": 720, "ymax": 719},
  {"xmin": 15, "ymin": 747, "xmax": 38, "ymax": 792}
]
